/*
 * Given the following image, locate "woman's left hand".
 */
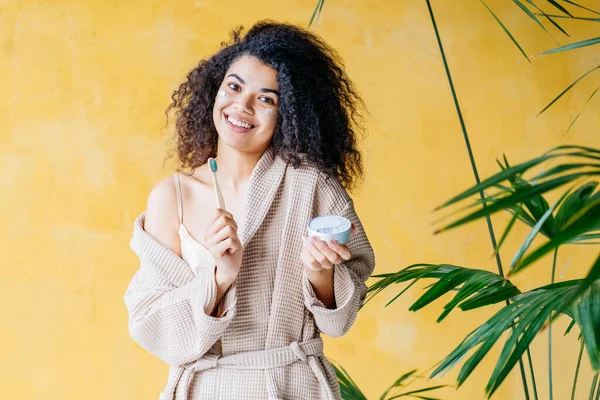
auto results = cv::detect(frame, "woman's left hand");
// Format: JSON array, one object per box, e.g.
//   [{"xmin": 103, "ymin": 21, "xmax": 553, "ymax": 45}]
[{"xmin": 301, "ymin": 225, "xmax": 358, "ymax": 272}]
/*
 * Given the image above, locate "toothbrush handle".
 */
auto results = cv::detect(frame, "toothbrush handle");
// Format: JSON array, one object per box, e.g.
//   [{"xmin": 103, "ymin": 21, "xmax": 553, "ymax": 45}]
[{"xmin": 212, "ymin": 176, "xmax": 226, "ymax": 211}]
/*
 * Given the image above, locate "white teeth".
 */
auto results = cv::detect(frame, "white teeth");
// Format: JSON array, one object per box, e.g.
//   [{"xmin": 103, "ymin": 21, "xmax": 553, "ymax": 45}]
[{"xmin": 227, "ymin": 115, "xmax": 253, "ymax": 129}]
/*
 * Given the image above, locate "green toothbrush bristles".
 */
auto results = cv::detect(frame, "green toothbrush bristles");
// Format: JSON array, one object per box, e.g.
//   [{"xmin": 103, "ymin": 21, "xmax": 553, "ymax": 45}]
[{"xmin": 209, "ymin": 158, "xmax": 217, "ymax": 172}]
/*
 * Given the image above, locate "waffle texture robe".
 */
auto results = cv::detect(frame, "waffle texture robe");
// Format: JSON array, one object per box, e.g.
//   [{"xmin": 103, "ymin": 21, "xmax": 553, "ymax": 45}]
[{"xmin": 124, "ymin": 148, "xmax": 376, "ymax": 399}]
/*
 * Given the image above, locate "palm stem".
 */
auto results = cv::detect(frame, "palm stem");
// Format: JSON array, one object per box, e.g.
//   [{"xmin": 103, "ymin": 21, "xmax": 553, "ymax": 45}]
[
  {"xmin": 571, "ymin": 340, "xmax": 584, "ymax": 400},
  {"xmin": 590, "ymin": 373, "xmax": 599, "ymax": 400},
  {"xmin": 527, "ymin": 348, "xmax": 539, "ymax": 400},
  {"xmin": 549, "ymin": 247, "xmax": 558, "ymax": 400},
  {"xmin": 424, "ymin": 1, "xmax": 531, "ymax": 398}
]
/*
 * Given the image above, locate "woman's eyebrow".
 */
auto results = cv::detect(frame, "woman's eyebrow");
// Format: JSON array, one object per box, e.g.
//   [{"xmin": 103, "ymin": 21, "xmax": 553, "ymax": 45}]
[
  {"xmin": 260, "ymin": 88, "xmax": 280, "ymax": 97},
  {"xmin": 227, "ymin": 73, "xmax": 245, "ymax": 84},
  {"xmin": 227, "ymin": 73, "xmax": 280, "ymax": 97}
]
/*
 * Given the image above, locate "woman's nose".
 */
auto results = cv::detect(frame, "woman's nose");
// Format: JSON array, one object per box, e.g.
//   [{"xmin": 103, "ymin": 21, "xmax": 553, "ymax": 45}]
[{"xmin": 233, "ymin": 94, "xmax": 253, "ymax": 114}]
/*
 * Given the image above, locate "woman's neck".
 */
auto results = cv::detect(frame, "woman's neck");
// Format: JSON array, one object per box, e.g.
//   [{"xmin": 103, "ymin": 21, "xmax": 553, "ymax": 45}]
[{"xmin": 213, "ymin": 144, "xmax": 265, "ymax": 192}]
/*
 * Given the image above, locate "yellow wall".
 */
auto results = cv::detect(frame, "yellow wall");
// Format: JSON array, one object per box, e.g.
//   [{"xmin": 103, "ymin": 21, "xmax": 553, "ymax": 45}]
[{"xmin": 2, "ymin": 0, "xmax": 599, "ymax": 398}]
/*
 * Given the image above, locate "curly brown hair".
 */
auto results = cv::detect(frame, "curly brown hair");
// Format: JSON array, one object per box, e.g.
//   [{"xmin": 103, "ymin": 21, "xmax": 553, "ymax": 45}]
[{"xmin": 166, "ymin": 20, "xmax": 366, "ymax": 190}]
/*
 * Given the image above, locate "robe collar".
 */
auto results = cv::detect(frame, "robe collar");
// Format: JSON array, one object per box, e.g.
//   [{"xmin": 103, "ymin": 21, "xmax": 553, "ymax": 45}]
[{"xmin": 238, "ymin": 146, "xmax": 287, "ymax": 247}]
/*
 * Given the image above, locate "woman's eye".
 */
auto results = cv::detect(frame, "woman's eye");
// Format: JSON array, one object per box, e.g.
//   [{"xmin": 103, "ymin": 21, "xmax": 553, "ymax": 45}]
[
  {"xmin": 260, "ymin": 96, "xmax": 275, "ymax": 105},
  {"xmin": 228, "ymin": 83, "xmax": 240, "ymax": 91}
]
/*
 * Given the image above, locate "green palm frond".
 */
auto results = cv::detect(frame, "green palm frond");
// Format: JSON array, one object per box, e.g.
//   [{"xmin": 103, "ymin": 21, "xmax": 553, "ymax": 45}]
[
  {"xmin": 538, "ymin": 65, "xmax": 600, "ymax": 117},
  {"xmin": 527, "ymin": 1, "xmax": 569, "ymax": 36},
  {"xmin": 514, "ymin": 0, "xmax": 559, "ymax": 41},
  {"xmin": 334, "ymin": 363, "xmax": 368, "ymax": 400},
  {"xmin": 475, "ymin": 0, "xmax": 600, "ymax": 122},
  {"xmin": 333, "ymin": 364, "xmax": 447, "ymax": 400},
  {"xmin": 563, "ymin": 85, "xmax": 600, "ymax": 135},
  {"xmin": 435, "ymin": 146, "xmax": 600, "ymax": 274},
  {"xmin": 379, "ymin": 370, "xmax": 419, "ymax": 400},
  {"xmin": 537, "ymin": 14, "xmax": 600, "ymax": 21},
  {"xmin": 381, "ymin": 370, "xmax": 447, "ymax": 400},
  {"xmin": 308, "ymin": 0, "xmax": 326, "ymax": 29},
  {"xmin": 366, "ymin": 264, "xmax": 521, "ymax": 322},
  {"xmin": 554, "ymin": 182, "xmax": 599, "ymax": 231},
  {"xmin": 435, "ymin": 146, "xmax": 600, "ymax": 210},
  {"xmin": 541, "ymin": 36, "xmax": 600, "ymax": 55},
  {"xmin": 480, "ymin": 0, "xmax": 531, "ymax": 61},
  {"xmin": 572, "ymin": 282, "xmax": 600, "ymax": 371},
  {"xmin": 561, "ymin": 1, "xmax": 600, "ymax": 15},
  {"xmin": 431, "ymin": 270, "xmax": 600, "ymax": 398},
  {"xmin": 479, "ymin": 0, "xmax": 597, "ymax": 61},
  {"xmin": 513, "ymin": 198, "xmax": 600, "ymax": 273}
]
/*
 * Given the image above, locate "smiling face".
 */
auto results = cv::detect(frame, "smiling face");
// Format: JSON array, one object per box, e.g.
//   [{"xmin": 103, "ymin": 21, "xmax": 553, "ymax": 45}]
[{"xmin": 212, "ymin": 55, "xmax": 280, "ymax": 155}]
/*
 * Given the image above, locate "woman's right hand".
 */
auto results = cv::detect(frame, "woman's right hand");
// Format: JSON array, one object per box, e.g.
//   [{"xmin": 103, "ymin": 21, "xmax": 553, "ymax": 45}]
[{"xmin": 204, "ymin": 208, "xmax": 243, "ymax": 285}]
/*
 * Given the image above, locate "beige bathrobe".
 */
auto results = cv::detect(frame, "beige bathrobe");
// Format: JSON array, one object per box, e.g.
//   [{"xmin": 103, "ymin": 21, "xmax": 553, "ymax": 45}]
[{"xmin": 124, "ymin": 148, "xmax": 376, "ymax": 400}]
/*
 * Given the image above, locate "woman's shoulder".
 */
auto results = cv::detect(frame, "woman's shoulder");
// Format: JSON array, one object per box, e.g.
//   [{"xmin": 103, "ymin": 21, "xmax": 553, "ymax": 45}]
[
  {"xmin": 146, "ymin": 175, "xmax": 178, "ymax": 217},
  {"xmin": 143, "ymin": 175, "xmax": 182, "ymax": 253}
]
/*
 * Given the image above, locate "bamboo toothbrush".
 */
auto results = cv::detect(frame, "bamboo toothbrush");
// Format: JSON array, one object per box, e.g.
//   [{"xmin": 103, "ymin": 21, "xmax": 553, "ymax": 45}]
[{"xmin": 208, "ymin": 158, "xmax": 226, "ymax": 211}]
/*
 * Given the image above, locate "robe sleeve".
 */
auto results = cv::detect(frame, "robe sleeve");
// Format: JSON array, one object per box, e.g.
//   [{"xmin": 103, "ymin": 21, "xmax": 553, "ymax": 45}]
[
  {"xmin": 302, "ymin": 199, "xmax": 376, "ymax": 338},
  {"xmin": 124, "ymin": 215, "xmax": 237, "ymax": 366}
]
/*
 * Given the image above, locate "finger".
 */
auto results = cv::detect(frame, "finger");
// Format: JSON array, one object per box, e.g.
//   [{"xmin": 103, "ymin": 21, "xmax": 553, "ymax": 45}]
[
  {"xmin": 304, "ymin": 237, "xmax": 333, "ymax": 269},
  {"xmin": 205, "ymin": 214, "xmax": 238, "ymax": 239},
  {"xmin": 300, "ymin": 246, "xmax": 322, "ymax": 271},
  {"xmin": 213, "ymin": 238, "xmax": 239, "ymax": 258},
  {"xmin": 310, "ymin": 237, "xmax": 343, "ymax": 265},
  {"xmin": 212, "ymin": 208, "xmax": 234, "ymax": 221},
  {"xmin": 210, "ymin": 209, "xmax": 238, "ymax": 229},
  {"xmin": 351, "ymin": 223, "xmax": 358, "ymax": 235},
  {"xmin": 206, "ymin": 224, "xmax": 238, "ymax": 247},
  {"xmin": 326, "ymin": 239, "xmax": 352, "ymax": 261}
]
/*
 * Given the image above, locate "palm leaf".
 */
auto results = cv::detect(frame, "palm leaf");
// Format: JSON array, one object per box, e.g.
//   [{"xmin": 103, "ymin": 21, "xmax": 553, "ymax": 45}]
[
  {"xmin": 437, "ymin": 171, "xmax": 596, "ymax": 234},
  {"xmin": 538, "ymin": 64, "xmax": 600, "ymax": 116},
  {"xmin": 545, "ymin": 0, "xmax": 573, "ymax": 16},
  {"xmin": 571, "ymin": 340, "xmax": 585, "ymax": 400},
  {"xmin": 434, "ymin": 147, "xmax": 600, "ymax": 276},
  {"xmin": 568, "ymin": 233, "xmax": 600, "ymax": 244},
  {"xmin": 552, "ymin": 253, "xmax": 600, "ymax": 319},
  {"xmin": 536, "ymin": 14, "xmax": 600, "ymax": 21},
  {"xmin": 560, "ymin": 0, "xmax": 600, "ymax": 15},
  {"xmin": 529, "ymin": 1, "xmax": 569, "ymax": 36},
  {"xmin": 505, "ymin": 203, "xmax": 539, "ymax": 228},
  {"xmin": 334, "ymin": 363, "xmax": 447, "ymax": 400},
  {"xmin": 431, "ymin": 276, "xmax": 600, "ymax": 397},
  {"xmin": 555, "ymin": 182, "xmax": 598, "ymax": 230},
  {"xmin": 367, "ymin": 264, "xmax": 520, "ymax": 322},
  {"xmin": 308, "ymin": 0, "xmax": 325, "ymax": 29},
  {"xmin": 436, "ymin": 145, "xmax": 600, "ymax": 210},
  {"xmin": 512, "ymin": 199, "xmax": 600, "ymax": 272},
  {"xmin": 590, "ymin": 373, "xmax": 600, "ymax": 399},
  {"xmin": 509, "ymin": 189, "xmax": 571, "ymax": 270},
  {"xmin": 387, "ymin": 385, "xmax": 447, "ymax": 400},
  {"xmin": 515, "ymin": 0, "xmax": 558, "ymax": 39},
  {"xmin": 380, "ymin": 370, "xmax": 418, "ymax": 400},
  {"xmin": 536, "ymin": 11, "xmax": 600, "ymax": 22},
  {"xmin": 564, "ymin": 85, "xmax": 600, "ymax": 135},
  {"xmin": 507, "ymin": 174, "xmax": 556, "ymax": 237},
  {"xmin": 333, "ymin": 363, "xmax": 368, "ymax": 400},
  {"xmin": 572, "ymin": 282, "xmax": 600, "ymax": 370},
  {"xmin": 541, "ymin": 36, "xmax": 600, "ymax": 55},
  {"xmin": 480, "ymin": 0, "xmax": 531, "ymax": 61},
  {"xmin": 495, "ymin": 205, "xmax": 527, "ymax": 258}
]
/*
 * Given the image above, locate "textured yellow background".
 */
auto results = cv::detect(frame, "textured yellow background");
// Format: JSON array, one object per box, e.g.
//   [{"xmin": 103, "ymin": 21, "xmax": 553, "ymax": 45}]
[{"xmin": 2, "ymin": 0, "xmax": 599, "ymax": 398}]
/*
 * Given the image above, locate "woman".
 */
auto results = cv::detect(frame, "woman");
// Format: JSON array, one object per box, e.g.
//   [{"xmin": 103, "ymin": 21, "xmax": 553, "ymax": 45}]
[{"xmin": 125, "ymin": 21, "xmax": 375, "ymax": 400}]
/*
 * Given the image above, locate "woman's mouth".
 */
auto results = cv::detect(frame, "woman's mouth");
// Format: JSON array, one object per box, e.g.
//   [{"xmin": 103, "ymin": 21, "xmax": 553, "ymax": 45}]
[{"xmin": 224, "ymin": 113, "xmax": 256, "ymax": 133}]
